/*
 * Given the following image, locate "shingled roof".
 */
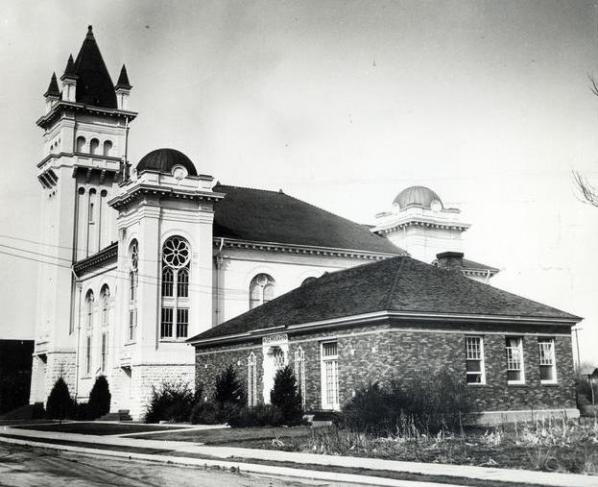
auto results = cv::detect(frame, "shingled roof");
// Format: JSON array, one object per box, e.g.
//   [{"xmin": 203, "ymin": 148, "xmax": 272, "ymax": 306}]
[
  {"xmin": 212, "ymin": 184, "xmax": 402, "ymax": 255},
  {"xmin": 189, "ymin": 256, "xmax": 580, "ymax": 343},
  {"xmin": 71, "ymin": 26, "xmax": 117, "ymax": 109}
]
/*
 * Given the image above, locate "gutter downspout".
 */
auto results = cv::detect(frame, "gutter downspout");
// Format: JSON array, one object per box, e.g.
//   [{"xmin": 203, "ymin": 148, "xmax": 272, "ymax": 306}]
[{"xmin": 214, "ymin": 238, "xmax": 225, "ymax": 326}]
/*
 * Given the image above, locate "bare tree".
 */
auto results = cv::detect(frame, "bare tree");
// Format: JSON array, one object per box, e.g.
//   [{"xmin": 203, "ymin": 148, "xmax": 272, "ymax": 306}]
[{"xmin": 572, "ymin": 75, "xmax": 598, "ymax": 207}]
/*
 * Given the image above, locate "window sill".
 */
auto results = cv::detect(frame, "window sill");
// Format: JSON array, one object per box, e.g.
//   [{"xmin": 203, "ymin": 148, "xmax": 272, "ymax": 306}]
[
  {"xmin": 124, "ymin": 341, "xmax": 136, "ymax": 346},
  {"xmin": 507, "ymin": 382, "xmax": 527, "ymax": 387},
  {"xmin": 466, "ymin": 383, "xmax": 488, "ymax": 386},
  {"xmin": 541, "ymin": 381, "xmax": 559, "ymax": 386},
  {"xmin": 159, "ymin": 338, "xmax": 188, "ymax": 343}
]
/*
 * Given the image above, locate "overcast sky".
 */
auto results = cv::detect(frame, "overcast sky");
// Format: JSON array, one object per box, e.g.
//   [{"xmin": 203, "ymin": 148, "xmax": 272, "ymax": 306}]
[{"xmin": 1, "ymin": 0, "xmax": 597, "ymax": 364}]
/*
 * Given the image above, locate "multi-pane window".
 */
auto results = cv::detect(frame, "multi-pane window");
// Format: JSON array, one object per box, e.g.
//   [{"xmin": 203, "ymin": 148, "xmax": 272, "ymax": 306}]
[
  {"xmin": 86, "ymin": 335, "xmax": 92, "ymax": 375},
  {"xmin": 465, "ymin": 336, "xmax": 485, "ymax": 384},
  {"xmin": 160, "ymin": 236, "xmax": 190, "ymax": 339},
  {"xmin": 85, "ymin": 290, "xmax": 94, "ymax": 375},
  {"xmin": 249, "ymin": 274, "xmax": 275, "ymax": 309},
  {"xmin": 321, "ymin": 341, "xmax": 339, "ymax": 410},
  {"xmin": 538, "ymin": 338, "xmax": 557, "ymax": 383},
  {"xmin": 294, "ymin": 347, "xmax": 306, "ymax": 408},
  {"xmin": 247, "ymin": 352, "xmax": 258, "ymax": 407},
  {"xmin": 100, "ymin": 285, "xmax": 110, "ymax": 327},
  {"xmin": 128, "ymin": 240, "xmax": 138, "ymax": 341},
  {"xmin": 506, "ymin": 337, "xmax": 525, "ymax": 384}
]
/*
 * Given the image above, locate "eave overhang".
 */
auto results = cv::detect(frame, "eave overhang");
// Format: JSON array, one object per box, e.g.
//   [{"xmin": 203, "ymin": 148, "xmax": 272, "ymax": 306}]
[
  {"xmin": 73, "ymin": 242, "xmax": 118, "ymax": 276},
  {"xmin": 36, "ymin": 101, "xmax": 137, "ymax": 129},
  {"xmin": 108, "ymin": 183, "xmax": 225, "ymax": 210},
  {"xmin": 188, "ymin": 309, "xmax": 582, "ymax": 348},
  {"xmin": 213, "ymin": 237, "xmax": 405, "ymax": 261}
]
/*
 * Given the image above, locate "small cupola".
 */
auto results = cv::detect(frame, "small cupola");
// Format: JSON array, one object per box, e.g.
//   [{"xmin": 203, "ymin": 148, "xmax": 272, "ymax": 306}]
[{"xmin": 43, "ymin": 72, "xmax": 61, "ymax": 113}]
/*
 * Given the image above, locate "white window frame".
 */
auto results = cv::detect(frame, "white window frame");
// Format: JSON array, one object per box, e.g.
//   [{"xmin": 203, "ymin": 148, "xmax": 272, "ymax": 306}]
[
  {"xmin": 506, "ymin": 337, "xmax": 525, "ymax": 385},
  {"xmin": 160, "ymin": 236, "xmax": 191, "ymax": 340},
  {"xmin": 294, "ymin": 347, "xmax": 306, "ymax": 408},
  {"xmin": 247, "ymin": 352, "xmax": 258, "ymax": 407},
  {"xmin": 320, "ymin": 341, "xmax": 340, "ymax": 410},
  {"xmin": 465, "ymin": 336, "xmax": 486, "ymax": 385},
  {"xmin": 538, "ymin": 337, "xmax": 557, "ymax": 384}
]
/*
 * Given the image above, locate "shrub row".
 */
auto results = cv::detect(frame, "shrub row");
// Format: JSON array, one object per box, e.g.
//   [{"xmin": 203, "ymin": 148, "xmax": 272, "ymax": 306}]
[{"xmin": 45, "ymin": 376, "xmax": 111, "ymax": 420}]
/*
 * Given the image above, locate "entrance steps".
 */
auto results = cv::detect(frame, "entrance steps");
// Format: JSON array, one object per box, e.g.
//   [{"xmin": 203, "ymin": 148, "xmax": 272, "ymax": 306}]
[{"xmin": 98, "ymin": 410, "xmax": 132, "ymax": 422}]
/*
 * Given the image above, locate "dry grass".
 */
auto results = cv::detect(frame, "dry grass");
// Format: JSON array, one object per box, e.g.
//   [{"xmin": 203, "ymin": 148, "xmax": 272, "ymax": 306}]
[{"xmin": 244, "ymin": 416, "xmax": 598, "ymax": 475}]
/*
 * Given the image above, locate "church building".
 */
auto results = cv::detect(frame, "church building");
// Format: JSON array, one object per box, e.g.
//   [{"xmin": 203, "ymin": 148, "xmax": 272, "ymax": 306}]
[{"xmin": 30, "ymin": 27, "xmax": 571, "ymax": 421}]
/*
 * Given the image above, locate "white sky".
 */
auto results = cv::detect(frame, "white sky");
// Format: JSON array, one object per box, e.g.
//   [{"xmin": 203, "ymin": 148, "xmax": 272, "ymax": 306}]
[{"xmin": 0, "ymin": 0, "xmax": 597, "ymax": 364}]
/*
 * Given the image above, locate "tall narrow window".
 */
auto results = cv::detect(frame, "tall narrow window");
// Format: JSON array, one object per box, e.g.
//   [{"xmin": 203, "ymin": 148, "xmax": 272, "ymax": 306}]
[
  {"xmin": 101, "ymin": 332, "xmax": 107, "ymax": 372},
  {"xmin": 103, "ymin": 140, "xmax": 113, "ymax": 156},
  {"xmin": 128, "ymin": 240, "xmax": 138, "ymax": 342},
  {"xmin": 294, "ymin": 347, "xmax": 306, "ymax": 408},
  {"xmin": 160, "ymin": 236, "xmax": 191, "ymax": 339},
  {"xmin": 538, "ymin": 338, "xmax": 557, "ymax": 384},
  {"xmin": 465, "ymin": 336, "xmax": 485, "ymax": 384},
  {"xmin": 321, "ymin": 342, "xmax": 339, "ymax": 410},
  {"xmin": 76, "ymin": 136, "xmax": 86, "ymax": 153},
  {"xmin": 90, "ymin": 138, "xmax": 99, "ymax": 155},
  {"xmin": 249, "ymin": 274, "xmax": 275, "ymax": 309},
  {"xmin": 506, "ymin": 337, "xmax": 525, "ymax": 384},
  {"xmin": 100, "ymin": 285, "xmax": 110, "ymax": 327},
  {"xmin": 85, "ymin": 290, "xmax": 94, "ymax": 375},
  {"xmin": 247, "ymin": 352, "xmax": 258, "ymax": 407}
]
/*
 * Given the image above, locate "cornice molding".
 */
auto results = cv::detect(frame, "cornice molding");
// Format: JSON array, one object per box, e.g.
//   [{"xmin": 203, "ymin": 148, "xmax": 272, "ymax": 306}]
[
  {"xmin": 73, "ymin": 242, "xmax": 118, "ymax": 276},
  {"xmin": 212, "ymin": 237, "xmax": 403, "ymax": 260},
  {"xmin": 374, "ymin": 219, "xmax": 470, "ymax": 235},
  {"xmin": 109, "ymin": 184, "xmax": 224, "ymax": 211},
  {"xmin": 37, "ymin": 101, "xmax": 137, "ymax": 129}
]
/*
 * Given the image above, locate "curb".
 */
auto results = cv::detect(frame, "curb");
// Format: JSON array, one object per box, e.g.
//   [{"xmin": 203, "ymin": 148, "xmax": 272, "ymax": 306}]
[{"xmin": 0, "ymin": 435, "xmax": 461, "ymax": 487}]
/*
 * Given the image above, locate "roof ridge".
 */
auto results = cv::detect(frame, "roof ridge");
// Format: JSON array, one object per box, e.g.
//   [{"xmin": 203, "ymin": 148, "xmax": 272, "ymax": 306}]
[
  {"xmin": 214, "ymin": 182, "xmax": 284, "ymax": 194},
  {"xmin": 384, "ymin": 256, "xmax": 406, "ymax": 310}
]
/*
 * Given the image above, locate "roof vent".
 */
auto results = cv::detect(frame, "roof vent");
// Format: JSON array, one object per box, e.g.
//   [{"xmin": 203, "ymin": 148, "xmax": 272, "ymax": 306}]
[{"xmin": 435, "ymin": 251, "xmax": 464, "ymax": 270}]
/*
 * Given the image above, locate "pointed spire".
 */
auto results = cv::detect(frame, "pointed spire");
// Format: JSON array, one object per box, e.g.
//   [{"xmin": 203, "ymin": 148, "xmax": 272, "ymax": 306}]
[
  {"xmin": 72, "ymin": 25, "xmax": 117, "ymax": 108},
  {"xmin": 115, "ymin": 64, "xmax": 132, "ymax": 90},
  {"xmin": 44, "ymin": 72, "xmax": 60, "ymax": 98},
  {"xmin": 61, "ymin": 54, "xmax": 77, "ymax": 80}
]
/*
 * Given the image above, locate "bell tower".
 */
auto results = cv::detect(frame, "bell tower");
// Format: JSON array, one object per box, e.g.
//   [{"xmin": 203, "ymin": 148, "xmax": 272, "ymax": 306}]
[{"xmin": 30, "ymin": 26, "xmax": 137, "ymax": 403}]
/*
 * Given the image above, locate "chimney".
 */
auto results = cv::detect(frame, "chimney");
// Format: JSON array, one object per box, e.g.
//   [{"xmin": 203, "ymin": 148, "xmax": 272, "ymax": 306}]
[{"xmin": 435, "ymin": 251, "xmax": 464, "ymax": 270}]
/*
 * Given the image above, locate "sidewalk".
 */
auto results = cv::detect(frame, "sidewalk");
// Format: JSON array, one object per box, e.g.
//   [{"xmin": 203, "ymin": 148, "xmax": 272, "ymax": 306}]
[{"xmin": 1, "ymin": 426, "xmax": 596, "ymax": 487}]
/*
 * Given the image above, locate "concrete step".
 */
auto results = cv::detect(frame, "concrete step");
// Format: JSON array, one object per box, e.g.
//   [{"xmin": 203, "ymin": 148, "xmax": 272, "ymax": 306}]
[{"xmin": 98, "ymin": 410, "xmax": 132, "ymax": 422}]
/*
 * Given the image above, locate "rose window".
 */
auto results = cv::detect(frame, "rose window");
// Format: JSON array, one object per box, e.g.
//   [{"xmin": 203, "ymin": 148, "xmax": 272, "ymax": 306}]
[{"xmin": 162, "ymin": 236, "xmax": 191, "ymax": 269}]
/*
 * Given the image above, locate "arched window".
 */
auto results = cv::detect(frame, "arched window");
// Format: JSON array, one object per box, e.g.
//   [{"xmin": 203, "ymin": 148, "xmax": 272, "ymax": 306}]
[
  {"xmin": 85, "ymin": 290, "xmax": 94, "ymax": 375},
  {"xmin": 294, "ymin": 347, "xmax": 306, "ymax": 408},
  {"xmin": 76, "ymin": 136, "xmax": 86, "ymax": 153},
  {"xmin": 247, "ymin": 352, "xmax": 258, "ymax": 407},
  {"xmin": 249, "ymin": 274, "xmax": 275, "ymax": 309},
  {"xmin": 160, "ymin": 236, "xmax": 191, "ymax": 339},
  {"xmin": 103, "ymin": 140, "xmax": 113, "ymax": 156},
  {"xmin": 90, "ymin": 138, "xmax": 100, "ymax": 155},
  {"xmin": 100, "ymin": 285, "xmax": 110, "ymax": 327},
  {"xmin": 128, "ymin": 239, "xmax": 138, "ymax": 342}
]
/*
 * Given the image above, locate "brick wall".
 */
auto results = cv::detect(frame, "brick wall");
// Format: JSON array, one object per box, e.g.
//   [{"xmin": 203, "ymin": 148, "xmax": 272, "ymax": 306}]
[{"xmin": 194, "ymin": 324, "xmax": 576, "ymax": 414}]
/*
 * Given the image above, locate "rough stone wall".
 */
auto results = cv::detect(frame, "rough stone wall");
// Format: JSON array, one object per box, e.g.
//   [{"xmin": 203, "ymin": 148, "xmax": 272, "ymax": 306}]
[
  {"xmin": 45, "ymin": 351, "xmax": 77, "ymax": 402},
  {"xmin": 194, "ymin": 325, "xmax": 576, "ymax": 414},
  {"xmin": 29, "ymin": 356, "xmax": 48, "ymax": 404}
]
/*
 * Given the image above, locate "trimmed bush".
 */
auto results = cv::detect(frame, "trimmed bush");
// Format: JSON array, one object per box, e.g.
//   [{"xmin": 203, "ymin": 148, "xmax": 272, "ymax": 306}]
[
  {"xmin": 190, "ymin": 401, "xmax": 220, "ymax": 424},
  {"xmin": 46, "ymin": 377, "xmax": 75, "ymax": 420},
  {"xmin": 145, "ymin": 381, "xmax": 195, "ymax": 423},
  {"xmin": 228, "ymin": 404, "xmax": 284, "ymax": 428},
  {"xmin": 213, "ymin": 364, "xmax": 245, "ymax": 407},
  {"xmin": 342, "ymin": 370, "xmax": 473, "ymax": 435},
  {"xmin": 270, "ymin": 365, "xmax": 303, "ymax": 426},
  {"xmin": 74, "ymin": 402, "xmax": 93, "ymax": 420},
  {"xmin": 88, "ymin": 375, "xmax": 111, "ymax": 419}
]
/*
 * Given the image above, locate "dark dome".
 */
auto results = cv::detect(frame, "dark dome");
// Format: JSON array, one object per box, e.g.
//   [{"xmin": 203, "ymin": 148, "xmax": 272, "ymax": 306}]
[
  {"xmin": 136, "ymin": 148, "xmax": 198, "ymax": 176},
  {"xmin": 393, "ymin": 186, "xmax": 443, "ymax": 210}
]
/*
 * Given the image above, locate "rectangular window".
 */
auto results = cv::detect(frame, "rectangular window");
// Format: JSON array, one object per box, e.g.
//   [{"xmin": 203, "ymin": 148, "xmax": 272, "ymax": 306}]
[
  {"xmin": 321, "ymin": 341, "xmax": 339, "ymax": 410},
  {"xmin": 247, "ymin": 354, "xmax": 257, "ymax": 407},
  {"xmin": 129, "ymin": 271, "xmax": 137, "ymax": 302},
  {"xmin": 465, "ymin": 336, "xmax": 485, "ymax": 384},
  {"xmin": 176, "ymin": 308, "xmax": 188, "ymax": 338},
  {"xmin": 538, "ymin": 338, "xmax": 557, "ymax": 383},
  {"xmin": 101, "ymin": 333, "xmax": 107, "ymax": 371},
  {"xmin": 161, "ymin": 307, "xmax": 173, "ymax": 338},
  {"xmin": 506, "ymin": 337, "xmax": 525, "ymax": 384},
  {"xmin": 128, "ymin": 309, "xmax": 136, "ymax": 341}
]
